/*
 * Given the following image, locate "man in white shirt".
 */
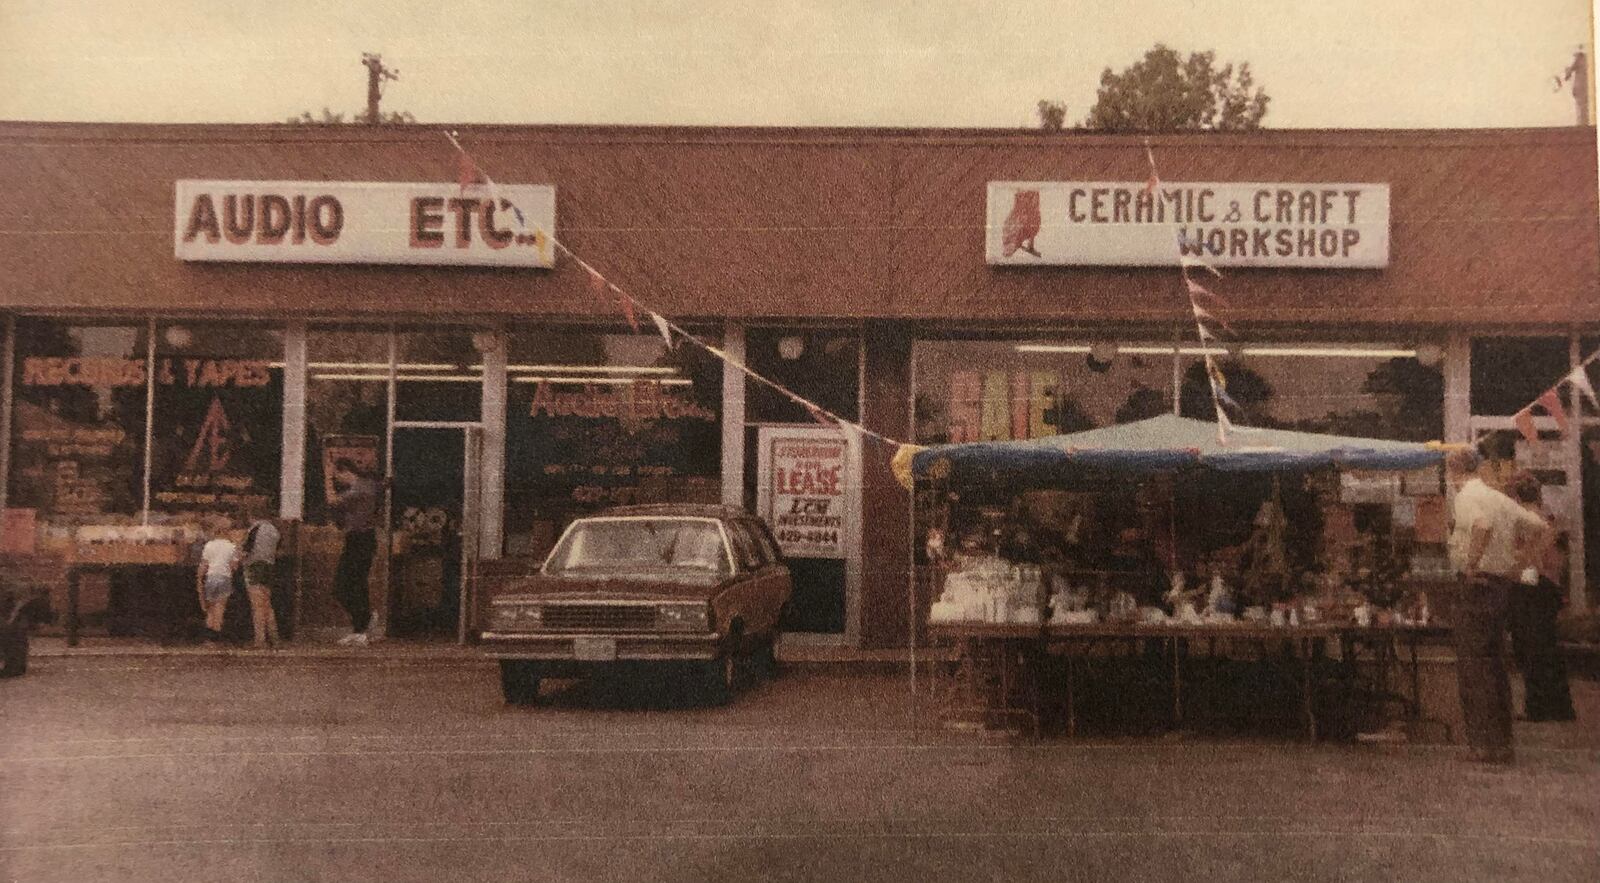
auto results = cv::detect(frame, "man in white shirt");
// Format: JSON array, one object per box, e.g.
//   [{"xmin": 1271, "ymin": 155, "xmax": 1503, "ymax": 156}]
[{"xmin": 1446, "ymin": 448, "xmax": 1547, "ymax": 764}]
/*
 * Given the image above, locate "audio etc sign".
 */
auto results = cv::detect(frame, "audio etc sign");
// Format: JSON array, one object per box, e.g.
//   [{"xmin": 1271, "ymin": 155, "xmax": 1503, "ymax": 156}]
[
  {"xmin": 987, "ymin": 181, "xmax": 1389, "ymax": 268},
  {"xmin": 174, "ymin": 180, "xmax": 556, "ymax": 267}
]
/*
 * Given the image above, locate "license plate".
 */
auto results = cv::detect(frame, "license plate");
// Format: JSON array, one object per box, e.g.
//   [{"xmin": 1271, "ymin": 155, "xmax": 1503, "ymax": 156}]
[{"xmin": 573, "ymin": 637, "xmax": 617, "ymax": 661}]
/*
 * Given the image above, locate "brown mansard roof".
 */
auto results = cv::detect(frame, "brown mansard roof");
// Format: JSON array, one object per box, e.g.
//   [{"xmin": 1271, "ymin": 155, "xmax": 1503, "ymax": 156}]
[{"xmin": 0, "ymin": 122, "xmax": 1593, "ymax": 327}]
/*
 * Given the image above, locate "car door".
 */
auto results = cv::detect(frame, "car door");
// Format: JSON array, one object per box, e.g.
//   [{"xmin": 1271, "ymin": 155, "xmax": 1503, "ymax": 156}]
[{"xmin": 734, "ymin": 518, "xmax": 791, "ymax": 640}]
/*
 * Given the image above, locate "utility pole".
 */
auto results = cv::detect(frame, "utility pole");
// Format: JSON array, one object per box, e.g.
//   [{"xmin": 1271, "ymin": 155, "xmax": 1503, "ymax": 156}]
[{"xmin": 361, "ymin": 53, "xmax": 399, "ymax": 125}]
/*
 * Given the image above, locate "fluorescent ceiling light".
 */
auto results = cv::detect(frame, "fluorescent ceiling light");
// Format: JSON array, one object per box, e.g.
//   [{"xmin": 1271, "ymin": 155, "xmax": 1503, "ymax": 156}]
[
  {"xmin": 311, "ymin": 374, "xmax": 482, "ymax": 383},
  {"xmin": 307, "ymin": 361, "xmax": 459, "ymax": 371},
  {"xmin": 510, "ymin": 376, "xmax": 692, "ymax": 386},
  {"xmin": 1240, "ymin": 347, "xmax": 1416, "ymax": 358},
  {"xmin": 1014, "ymin": 344, "xmax": 1091, "ymax": 354},
  {"xmin": 501, "ymin": 364, "xmax": 677, "ymax": 374}
]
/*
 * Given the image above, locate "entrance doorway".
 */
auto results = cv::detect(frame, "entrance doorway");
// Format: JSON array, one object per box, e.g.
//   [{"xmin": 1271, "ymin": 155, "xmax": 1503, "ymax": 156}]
[{"xmin": 388, "ymin": 424, "xmax": 482, "ymax": 642}]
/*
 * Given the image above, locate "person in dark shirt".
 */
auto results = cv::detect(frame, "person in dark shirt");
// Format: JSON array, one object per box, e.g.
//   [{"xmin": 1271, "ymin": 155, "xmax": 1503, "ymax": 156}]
[{"xmin": 330, "ymin": 459, "xmax": 380, "ymax": 646}]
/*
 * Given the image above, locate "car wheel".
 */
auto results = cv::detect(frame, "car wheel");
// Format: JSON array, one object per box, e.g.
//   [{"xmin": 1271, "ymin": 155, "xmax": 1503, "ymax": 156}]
[
  {"xmin": 756, "ymin": 635, "xmax": 781, "ymax": 678},
  {"xmin": 499, "ymin": 660, "xmax": 540, "ymax": 706},
  {"xmin": 0, "ymin": 627, "xmax": 27, "ymax": 678},
  {"xmin": 699, "ymin": 654, "xmax": 736, "ymax": 706}
]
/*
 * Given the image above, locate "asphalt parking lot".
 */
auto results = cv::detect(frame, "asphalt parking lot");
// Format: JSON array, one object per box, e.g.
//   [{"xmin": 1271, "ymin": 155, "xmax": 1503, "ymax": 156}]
[{"xmin": 2, "ymin": 655, "xmax": 1597, "ymax": 882}]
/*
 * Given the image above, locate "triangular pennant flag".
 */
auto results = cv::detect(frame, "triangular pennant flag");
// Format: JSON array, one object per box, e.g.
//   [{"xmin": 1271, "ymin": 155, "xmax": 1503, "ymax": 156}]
[
  {"xmin": 649, "ymin": 311, "xmax": 674, "ymax": 348},
  {"xmin": 804, "ymin": 401, "xmax": 833, "ymax": 426},
  {"xmin": 1205, "ymin": 357, "xmax": 1228, "ymax": 391},
  {"xmin": 839, "ymin": 420, "xmax": 864, "ymax": 449},
  {"xmin": 1215, "ymin": 405, "xmax": 1233, "ymax": 444},
  {"xmin": 1144, "ymin": 172, "xmax": 1160, "ymax": 196},
  {"xmin": 1566, "ymin": 366, "xmax": 1598, "ymax": 410},
  {"xmin": 1534, "ymin": 389, "xmax": 1569, "ymax": 433},
  {"xmin": 1513, "ymin": 408, "xmax": 1539, "ymax": 444},
  {"xmin": 457, "ymin": 152, "xmax": 484, "ymax": 191},
  {"xmin": 586, "ymin": 267, "xmax": 607, "ymax": 298},
  {"xmin": 1180, "ymin": 254, "xmax": 1223, "ymax": 277},
  {"xmin": 1216, "ymin": 386, "xmax": 1243, "ymax": 414},
  {"xmin": 1196, "ymin": 322, "xmax": 1218, "ymax": 342},
  {"xmin": 619, "ymin": 294, "xmax": 640, "ymax": 334},
  {"xmin": 1192, "ymin": 304, "xmax": 1235, "ymax": 336}
]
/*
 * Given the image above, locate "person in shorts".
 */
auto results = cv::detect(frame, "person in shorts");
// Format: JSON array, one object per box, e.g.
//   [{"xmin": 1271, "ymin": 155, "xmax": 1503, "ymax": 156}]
[
  {"xmin": 196, "ymin": 530, "xmax": 240, "ymax": 639},
  {"xmin": 241, "ymin": 503, "xmax": 283, "ymax": 648}
]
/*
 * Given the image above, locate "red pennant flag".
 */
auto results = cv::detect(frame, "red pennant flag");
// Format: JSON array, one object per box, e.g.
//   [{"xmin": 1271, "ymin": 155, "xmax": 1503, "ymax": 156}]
[
  {"xmin": 457, "ymin": 152, "xmax": 484, "ymax": 191},
  {"xmin": 1513, "ymin": 408, "xmax": 1539, "ymax": 444},
  {"xmin": 1535, "ymin": 389, "xmax": 1569, "ymax": 432},
  {"xmin": 619, "ymin": 295, "xmax": 640, "ymax": 334},
  {"xmin": 1191, "ymin": 303, "xmax": 1235, "ymax": 336},
  {"xmin": 1143, "ymin": 172, "xmax": 1159, "ymax": 196}
]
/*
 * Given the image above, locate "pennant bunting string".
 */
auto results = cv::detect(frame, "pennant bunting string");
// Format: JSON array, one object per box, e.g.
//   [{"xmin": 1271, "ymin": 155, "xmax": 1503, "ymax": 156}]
[{"xmin": 441, "ymin": 130, "xmax": 905, "ymax": 449}]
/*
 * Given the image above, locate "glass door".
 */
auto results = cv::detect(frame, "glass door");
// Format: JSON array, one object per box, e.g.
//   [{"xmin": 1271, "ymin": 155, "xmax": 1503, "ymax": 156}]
[{"xmin": 388, "ymin": 425, "xmax": 481, "ymax": 641}]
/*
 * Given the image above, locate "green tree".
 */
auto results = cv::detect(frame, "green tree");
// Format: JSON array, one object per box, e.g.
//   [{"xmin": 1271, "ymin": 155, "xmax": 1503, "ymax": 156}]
[
  {"xmin": 1084, "ymin": 44, "xmax": 1269, "ymax": 132},
  {"xmin": 1036, "ymin": 100, "xmax": 1067, "ymax": 131}
]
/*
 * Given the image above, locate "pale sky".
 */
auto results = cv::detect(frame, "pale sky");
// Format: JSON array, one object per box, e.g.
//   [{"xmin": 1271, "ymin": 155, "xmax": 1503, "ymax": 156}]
[{"xmin": 0, "ymin": 0, "xmax": 1593, "ymax": 128}]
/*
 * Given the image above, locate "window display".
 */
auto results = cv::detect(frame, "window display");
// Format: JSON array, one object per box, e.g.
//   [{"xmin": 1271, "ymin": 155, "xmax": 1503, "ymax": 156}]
[{"xmin": 502, "ymin": 328, "xmax": 723, "ymax": 558}]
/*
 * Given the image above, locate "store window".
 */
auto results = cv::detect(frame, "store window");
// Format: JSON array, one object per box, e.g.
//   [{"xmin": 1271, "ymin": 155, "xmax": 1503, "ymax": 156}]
[
  {"xmin": 394, "ymin": 328, "xmax": 482, "ymax": 423},
  {"xmin": 7, "ymin": 319, "xmax": 148, "ymax": 547},
  {"xmin": 1471, "ymin": 337, "xmax": 1569, "ymax": 416},
  {"xmin": 303, "ymin": 327, "xmax": 390, "ymax": 526},
  {"xmin": 913, "ymin": 339, "xmax": 1442, "ymax": 445},
  {"xmin": 150, "ymin": 322, "xmax": 283, "ymax": 529},
  {"xmin": 502, "ymin": 327, "xmax": 723, "ymax": 558},
  {"xmin": 745, "ymin": 328, "xmax": 861, "ymax": 423}
]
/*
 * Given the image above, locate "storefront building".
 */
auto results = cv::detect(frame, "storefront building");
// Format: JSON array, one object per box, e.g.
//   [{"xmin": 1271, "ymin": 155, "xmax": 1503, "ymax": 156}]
[{"xmin": 0, "ymin": 123, "xmax": 1596, "ymax": 646}]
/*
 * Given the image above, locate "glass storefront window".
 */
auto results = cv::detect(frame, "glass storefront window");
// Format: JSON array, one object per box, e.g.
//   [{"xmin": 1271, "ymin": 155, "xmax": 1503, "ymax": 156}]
[
  {"xmin": 1471, "ymin": 337, "xmax": 1569, "ymax": 416},
  {"xmin": 303, "ymin": 327, "xmax": 390, "ymax": 526},
  {"xmin": 745, "ymin": 328, "xmax": 861, "ymax": 423},
  {"xmin": 150, "ymin": 322, "xmax": 283, "ymax": 530},
  {"xmin": 502, "ymin": 327, "xmax": 723, "ymax": 558},
  {"xmin": 395, "ymin": 328, "xmax": 483, "ymax": 423},
  {"xmin": 8, "ymin": 320, "xmax": 149, "ymax": 545},
  {"xmin": 913, "ymin": 339, "xmax": 1442, "ymax": 446}
]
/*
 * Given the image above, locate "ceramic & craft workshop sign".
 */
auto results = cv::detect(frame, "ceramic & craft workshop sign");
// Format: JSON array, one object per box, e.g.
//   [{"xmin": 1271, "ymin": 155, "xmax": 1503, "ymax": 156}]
[
  {"xmin": 175, "ymin": 180, "xmax": 556, "ymax": 267},
  {"xmin": 987, "ymin": 181, "xmax": 1389, "ymax": 268}
]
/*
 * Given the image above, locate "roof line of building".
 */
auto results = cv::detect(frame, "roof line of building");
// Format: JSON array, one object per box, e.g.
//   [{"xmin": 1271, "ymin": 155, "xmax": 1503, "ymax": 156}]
[{"xmin": 0, "ymin": 120, "xmax": 1593, "ymax": 150}]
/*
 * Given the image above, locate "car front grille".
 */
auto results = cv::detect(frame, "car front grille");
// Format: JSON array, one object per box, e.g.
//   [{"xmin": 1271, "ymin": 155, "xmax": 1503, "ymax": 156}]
[{"xmin": 540, "ymin": 604, "xmax": 658, "ymax": 633}]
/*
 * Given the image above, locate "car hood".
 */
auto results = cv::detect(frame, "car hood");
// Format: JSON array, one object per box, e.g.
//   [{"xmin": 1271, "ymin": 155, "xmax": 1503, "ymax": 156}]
[{"xmin": 498, "ymin": 572, "xmax": 731, "ymax": 602}]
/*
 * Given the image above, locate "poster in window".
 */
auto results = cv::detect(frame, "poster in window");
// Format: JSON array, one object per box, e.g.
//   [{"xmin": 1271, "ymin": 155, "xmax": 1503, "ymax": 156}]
[
  {"xmin": 756, "ymin": 427, "xmax": 854, "ymax": 559},
  {"xmin": 321, "ymin": 435, "xmax": 382, "ymax": 505},
  {"xmin": 149, "ymin": 358, "xmax": 282, "ymax": 517}
]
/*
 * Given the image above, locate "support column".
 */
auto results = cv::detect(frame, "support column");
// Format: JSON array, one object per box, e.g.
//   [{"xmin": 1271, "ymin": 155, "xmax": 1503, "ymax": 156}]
[
  {"xmin": 480, "ymin": 327, "xmax": 507, "ymax": 560},
  {"xmin": 1566, "ymin": 333, "xmax": 1589, "ymax": 612},
  {"xmin": 0, "ymin": 314, "xmax": 13, "ymax": 523},
  {"xmin": 860, "ymin": 320, "xmax": 914, "ymax": 649},
  {"xmin": 280, "ymin": 322, "xmax": 307, "ymax": 520},
  {"xmin": 721, "ymin": 322, "xmax": 746, "ymax": 508},
  {"xmin": 1443, "ymin": 330, "xmax": 1471, "ymax": 444}
]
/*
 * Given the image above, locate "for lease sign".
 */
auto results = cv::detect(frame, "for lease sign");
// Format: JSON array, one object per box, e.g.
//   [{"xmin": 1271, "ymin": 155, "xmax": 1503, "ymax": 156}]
[
  {"xmin": 757, "ymin": 428, "xmax": 852, "ymax": 560},
  {"xmin": 986, "ymin": 181, "xmax": 1389, "ymax": 268},
  {"xmin": 174, "ymin": 180, "xmax": 556, "ymax": 267}
]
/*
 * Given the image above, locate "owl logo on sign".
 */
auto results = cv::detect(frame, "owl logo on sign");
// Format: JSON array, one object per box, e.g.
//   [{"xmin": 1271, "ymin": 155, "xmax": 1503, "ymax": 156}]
[{"xmin": 1001, "ymin": 189, "xmax": 1043, "ymax": 258}]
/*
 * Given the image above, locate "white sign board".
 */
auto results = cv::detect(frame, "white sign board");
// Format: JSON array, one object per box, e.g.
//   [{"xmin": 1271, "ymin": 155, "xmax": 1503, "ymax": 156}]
[
  {"xmin": 175, "ymin": 180, "xmax": 556, "ymax": 267},
  {"xmin": 986, "ymin": 181, "xmax": 1389, "ymax": 268},
  {"xmin": 756, "ymin": 428, "xmax": 853, "ymax": 559}
]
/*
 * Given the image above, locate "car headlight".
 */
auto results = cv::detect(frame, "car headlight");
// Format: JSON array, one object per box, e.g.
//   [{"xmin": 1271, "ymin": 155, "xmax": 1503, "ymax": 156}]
[
  {"xmin": 656, "ymin": 603, "xmax": 710, "ymax": 632},
  {"xmin": 489, "ymin": 603, "xmax": 543, "ymax": 630}
]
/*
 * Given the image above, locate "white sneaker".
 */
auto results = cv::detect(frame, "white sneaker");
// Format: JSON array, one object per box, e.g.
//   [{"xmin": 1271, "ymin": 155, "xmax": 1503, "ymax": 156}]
[{"xmin": 345, "ymin": 632, "xmax": 369, "ymax": 647}]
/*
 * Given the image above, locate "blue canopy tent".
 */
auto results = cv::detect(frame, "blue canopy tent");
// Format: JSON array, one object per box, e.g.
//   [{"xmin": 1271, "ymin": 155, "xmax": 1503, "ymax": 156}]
[{"xmin": 911, "ymin": 414, "xmax": 1443, "ymax": 484}]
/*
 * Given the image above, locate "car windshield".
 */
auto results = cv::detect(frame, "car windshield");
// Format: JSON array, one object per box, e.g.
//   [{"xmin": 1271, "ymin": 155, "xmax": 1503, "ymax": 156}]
[{"xmin": 544, "ymin": 518, "xmax": 731, "ymax": 575}]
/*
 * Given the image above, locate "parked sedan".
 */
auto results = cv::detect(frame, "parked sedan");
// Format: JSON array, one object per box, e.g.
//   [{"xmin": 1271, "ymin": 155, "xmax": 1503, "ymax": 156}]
[{"xmin": 482, "ymin": 505, "xmax": 791, "ymax": 705}]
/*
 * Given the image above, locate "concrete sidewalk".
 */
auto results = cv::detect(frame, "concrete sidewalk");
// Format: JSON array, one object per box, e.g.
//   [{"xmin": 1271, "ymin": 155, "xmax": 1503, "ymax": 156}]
[{"xmin": 27, "ymin": 634, "xmax": 933, "ymax": 668}]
